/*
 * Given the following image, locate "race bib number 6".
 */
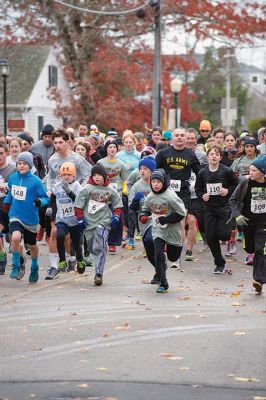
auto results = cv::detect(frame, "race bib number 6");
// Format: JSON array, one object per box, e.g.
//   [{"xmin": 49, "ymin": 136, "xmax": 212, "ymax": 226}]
[
  {"xmin": 207, "ymin": 183, "xmax": 222, "ymax": 196},
  {"xmin": 88, "ymin": 199, "xmax": 105, "ymax": 214},
  {"xmin": 11, "ymin": 185, "xmax": 27, "ymax": 201}
]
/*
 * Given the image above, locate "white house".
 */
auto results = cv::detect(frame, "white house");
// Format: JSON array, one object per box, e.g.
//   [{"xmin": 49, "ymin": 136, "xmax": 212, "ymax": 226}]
[{"xmin": 0, "ymin": 45, "xmax": 70, "ymax": 141}]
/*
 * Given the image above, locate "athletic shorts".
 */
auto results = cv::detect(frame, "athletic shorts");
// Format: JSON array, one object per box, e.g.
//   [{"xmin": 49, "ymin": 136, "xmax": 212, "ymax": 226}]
[
  {"xmin": 9, "ymin": 221, "xmax": 37, "ymax": 245},
  {"xmin": 188, "ymin": 198, "xmax": 203, "ymax": 220}
]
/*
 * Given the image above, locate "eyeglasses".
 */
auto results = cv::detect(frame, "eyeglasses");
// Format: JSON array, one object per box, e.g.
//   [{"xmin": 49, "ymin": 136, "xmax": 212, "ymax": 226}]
[{"xmin": 200, "ymin": 130, "xmax": 210, "ymax": 133}]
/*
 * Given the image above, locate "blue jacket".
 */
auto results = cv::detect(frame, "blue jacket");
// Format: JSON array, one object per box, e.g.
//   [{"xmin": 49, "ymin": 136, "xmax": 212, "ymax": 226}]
[{"xmin": 4, "ymin": 170, "xmax": 49, "ymax": 225}]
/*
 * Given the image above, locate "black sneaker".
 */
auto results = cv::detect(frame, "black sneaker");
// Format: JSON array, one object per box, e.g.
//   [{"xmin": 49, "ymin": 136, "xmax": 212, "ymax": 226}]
[
  {"xmin": 94, "ymin": 274, "xmax": 103, "ymax": 286},
  {"xmin": 150, "ymin": 274, "xmax": 160, "ymax": 285},
  {"xmin": 213, "ymin": 265, "xmax": 225, "ymax": 274},
  {"xmin": 77, "ymin": 261, "xmax": 86, "ymax": 274},
  {"xmin": 17, "ymin": 257, "xmax": 26, "ymax": 280},
  {"xmin": 185, "ymin": 250, "xmax": 194, "ymax": 261},
  {"xmin": 45, "ymin": 267, "xmax": 58, "ymax": 280}
]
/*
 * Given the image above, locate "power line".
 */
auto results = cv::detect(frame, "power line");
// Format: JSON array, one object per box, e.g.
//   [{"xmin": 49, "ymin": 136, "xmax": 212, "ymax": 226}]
[{"xmin": 52, "ymin": 0, "xmax": 151, "ymax": 16}]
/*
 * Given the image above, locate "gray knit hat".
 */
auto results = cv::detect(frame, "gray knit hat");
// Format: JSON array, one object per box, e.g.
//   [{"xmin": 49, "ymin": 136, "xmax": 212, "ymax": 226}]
[{"xmin": 17, "ymin": 152, "xmax": 34, "ymax": 168}]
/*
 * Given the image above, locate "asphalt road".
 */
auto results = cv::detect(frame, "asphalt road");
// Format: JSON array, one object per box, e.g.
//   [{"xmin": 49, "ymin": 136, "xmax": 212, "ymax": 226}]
[{"xmin": 0, "ymin": 239, "xmax": 265, "ymax": 400}]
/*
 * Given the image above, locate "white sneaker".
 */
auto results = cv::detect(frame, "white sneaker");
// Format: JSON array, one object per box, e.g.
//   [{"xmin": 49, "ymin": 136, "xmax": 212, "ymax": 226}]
[
  {"xmin": 171, "ymin": 258, "xmax": 181, "ymax": 269},
  {"xmin": 229, "ymin": 242, "xmax": 236, "ymax": 255}
]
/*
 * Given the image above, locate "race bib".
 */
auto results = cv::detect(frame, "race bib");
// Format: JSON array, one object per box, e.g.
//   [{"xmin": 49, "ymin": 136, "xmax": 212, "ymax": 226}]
[
  {"xmin": 59, "ymin": 203, "xmax": 74, "ymax": 218},
  {"xmin": 152, "ymin": 214, "xmax": 167, "ymax": 229},
  {"xmin": 11, "ymin": 185, "xmax": 27, "ymax": 201},
  {"xmin": 88, "ymin": 199, "xmax": 105, "ymax": 214},
  {"xmin": 251, "ymin": 199, "xmax": 266, "ymax": 214},
  {"xmin": 207, "ymin": 183, "xmax": 222, "ymax": 196},
  {"xmin": 170, "ymin": 179, "xmax": 181, "ymax": 192},
  {"xmin": 110, "ymin": 182, "xmax": 118, "ymax": 190}
]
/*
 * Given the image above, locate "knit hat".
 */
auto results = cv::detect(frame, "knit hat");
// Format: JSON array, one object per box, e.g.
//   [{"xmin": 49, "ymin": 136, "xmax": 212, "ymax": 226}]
[
  {"xmin": 141, "ymin": 146, "xmax": 157, "ymax": 158},
  {"xmin": 251, "ymin": 156, "xmax": 266, "ymax": 174},
  {"xmin": 104, "ymin": 139, "xmax": 118, "ymax": 153},
  {"xmin": 199, "ymin": 120, "xmax": 211, "ymax": 131},
  {"xmin": 91, "ymin": 164, "xmax": 107, "ymax": 182},
  {"xmin": 106, "ymin": 128, "xmax": 118, "ymax": 138},
  {"xmin": 150, "ymin": 168, "xmax": 169, "ymax": 194},
  {"xmin": 17, "ymin": 151, "xmax": 33, "ymax": 168},
  {"xmin": 115, "ymin": 137, "xmax": 123, "ymax": 146},
  {"xmin": 244, "ymin": 137, "xmax": 257, "ymax": 147},
  {"xmin": 18, "ymin": 132, "xmax": 33, "ymax": 145},
  {"xmin": 41, "ymin": 124, "xmax": 54, "ymax": 137},
  {"xmin": 139, "ymin": 156, "xmax": 156, "ymax": 172},
  {"xmin": 59, "ymin": 162, "xmax": 76, "ymax": 177},
  {"xmin": 163, "ymin": 130, "xmax": 172, "ymax": 141}
]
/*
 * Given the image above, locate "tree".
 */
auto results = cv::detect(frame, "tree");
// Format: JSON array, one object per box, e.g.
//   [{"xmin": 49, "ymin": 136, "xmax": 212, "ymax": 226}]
[
  {"xmin": 0, "ymin": 1, "xmax": 265, "ymax": 130},
  {"xmin": 190, "ymin": 47, "xmax": 248, "ymax": 127}
]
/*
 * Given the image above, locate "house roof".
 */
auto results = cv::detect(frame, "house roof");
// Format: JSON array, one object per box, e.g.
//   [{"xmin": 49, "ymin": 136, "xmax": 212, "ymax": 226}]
[{"xmin": 0, "ymin": 45, "xmax": 51, "ymax": 105}]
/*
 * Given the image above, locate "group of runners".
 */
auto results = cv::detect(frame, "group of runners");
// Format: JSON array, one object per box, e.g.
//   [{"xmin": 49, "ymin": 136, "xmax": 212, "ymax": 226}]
[{"xmin": 0, "ymin": 121, "xmax": 265, "ymax": 294}]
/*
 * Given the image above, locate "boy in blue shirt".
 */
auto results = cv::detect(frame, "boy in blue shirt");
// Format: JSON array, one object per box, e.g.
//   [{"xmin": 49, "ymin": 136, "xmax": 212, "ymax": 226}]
[{"xmin": 4, "ymin": 152, "xmax": 49, "ymax": 283}]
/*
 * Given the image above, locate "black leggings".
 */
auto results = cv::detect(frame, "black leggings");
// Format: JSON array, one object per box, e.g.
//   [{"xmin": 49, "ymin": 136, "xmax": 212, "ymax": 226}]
[
  {"xmin": 154, "ymin": 237, "xmax": 182, "ymax": 287},
  {"xmin": 243, "ymin": 224, "xmax": 266, "ymax": 284},
  {"xmin": 56, "ymin": 223, "xmax": 83, "ymax": 262}
]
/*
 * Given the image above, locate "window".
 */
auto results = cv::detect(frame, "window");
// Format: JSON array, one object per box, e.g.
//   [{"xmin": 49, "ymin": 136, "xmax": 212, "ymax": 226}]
[
  {"xmin": 38, "ymin": 116, "xmax": 44, "ymax": 139},
  {"xmin": 252, "ymin": 76, "xmax": 258, "ymax": 83},
  {"xmin": 48, "ymin": 65, "xmax": 58, "ymax": 86}
]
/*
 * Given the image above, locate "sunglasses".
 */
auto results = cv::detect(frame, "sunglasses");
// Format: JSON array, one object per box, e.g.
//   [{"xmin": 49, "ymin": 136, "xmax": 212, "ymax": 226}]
[{"xmin": 200, "ymin": 130, "xmax": 210, "ymax": 133}]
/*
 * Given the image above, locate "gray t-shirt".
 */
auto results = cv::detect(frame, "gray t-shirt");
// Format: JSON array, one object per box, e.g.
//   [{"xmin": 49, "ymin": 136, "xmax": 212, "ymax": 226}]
[
  {"xmin": 74, "ymin": 183, "xmax": 123, "ymax": 240},
  {"xmin": 30, "ymin": 140, "xmax": 54, "ymax": 168},
  {"xmin": 52, "ymin": 180, "xmax": 82, "ymax": 226},
  {"xmin": 127, "ymin": 168, "xmax": 141, "ymax": 192},
  {"xmin": 0, "ymin": 163, "xmax": 16, "ymax": 202},
  {"xmin": 231, "ymin": 155, "xmax": 254, "ymax": 177},
  {"xmin": 129, "ymin": 179, "xmax": 152, "ymax": 237},
  {"xmin": 97, "ymin": 157, "xmax": 128, "ymax": 194},
  {"xmin": 47, "ymin": 151, "xmax": 92, "ymax": 191},
  {"xmin": 142, "ymin": 188, "xmax": 186, "ymax": 245}
]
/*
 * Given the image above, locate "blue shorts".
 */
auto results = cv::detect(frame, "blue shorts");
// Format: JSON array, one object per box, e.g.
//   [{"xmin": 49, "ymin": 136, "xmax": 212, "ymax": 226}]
[{"xmin": 9, "ymin": 221, "xmax": 37, "ymax": 245}]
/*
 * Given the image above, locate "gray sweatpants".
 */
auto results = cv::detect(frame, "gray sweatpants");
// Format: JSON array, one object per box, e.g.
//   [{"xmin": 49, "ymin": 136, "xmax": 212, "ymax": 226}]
[{"xmin": 86, "ymin": 226, "xmax": 110, "ymax": 276}]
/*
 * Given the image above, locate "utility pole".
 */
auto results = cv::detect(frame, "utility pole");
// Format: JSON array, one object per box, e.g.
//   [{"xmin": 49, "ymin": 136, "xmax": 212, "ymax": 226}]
[
  {"xmin": 152, "ymin": 0, "xmax": 161, "ymax": 128},
  {"xmin": 225, "ymin": 48, "xmax": 231, "ymax": 131}
]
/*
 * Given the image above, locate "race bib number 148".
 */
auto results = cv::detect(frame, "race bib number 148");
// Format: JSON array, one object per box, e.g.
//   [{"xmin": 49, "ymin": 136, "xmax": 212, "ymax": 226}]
[{"xmin": 11, "ymin": 185, "xmax": 27, "ymax": 201}]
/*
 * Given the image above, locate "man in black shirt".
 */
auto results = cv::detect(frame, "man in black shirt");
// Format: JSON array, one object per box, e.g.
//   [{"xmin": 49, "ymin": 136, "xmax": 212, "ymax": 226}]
[
  {"xmin": 156, "ymin": 128, "xmax": 201, "ymax": 265},
  {"xmin": 195, "ymin": 145, "xmax": 238, "ymax": 274}
]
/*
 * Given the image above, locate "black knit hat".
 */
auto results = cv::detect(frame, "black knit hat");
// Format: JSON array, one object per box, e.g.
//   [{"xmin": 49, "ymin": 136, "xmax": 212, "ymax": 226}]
[
  {"xmin": 41, "ymin": 124, "xmax": 54, "ymax": 137},
  {"xmin": 91, "ymin": 164, "xmax": 107, "ymax": 182},
  {"xmin": 104, "ymin": 139, "xmax": 118, "ymax": 153},
  {"xmin": 150, "ymin": 168, "xmax": 169, "ymax": 194},
  {"xmin": 18, "ymin": 132, "xmax": 34, "ymax": 145}
]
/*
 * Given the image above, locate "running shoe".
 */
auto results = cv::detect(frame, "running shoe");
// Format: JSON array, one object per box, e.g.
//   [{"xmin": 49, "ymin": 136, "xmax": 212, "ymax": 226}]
[
  {"xmin": 10, "ymin": 265, "xmax": 20, "ymax": 280},
  {"xmin": 36, "ymin": 228, "xmax": 45, "ymax": 241},
  {"xmin": 94, "ymin": 274, "xmax": 103, "ymax": 286},
  {"xmin": 156, "ymin": 284, "xmax": 169, "ymax": 293},
  {"xmin": 171, "ymin": 258, "xmax": 181, "ymax": 269},
  {"xmin": 213, "ymin": 265, "xmax": 225, "ymax": 274},
  {"xmin": 245, "ymin": 254, "xmax": 254, "ymax": 265},
  {"xmin": 109, "ymin": 245, "xmax": 116, "ymax": 253},
  {"xmin": 58, "ymin": 261, "xmax": 67, "ymax": 273},
  {"xmin": 236, "ymin": 232, "xmax": 244, "ymax": 242},
  {"xmin": 126, "ymin": 238, "xmax": 135, "ymax": 250},
  {"xmin": 185, "ymin": 250, "xmax": 194, "ymax": 261},
  {"xmin": 150, "ymin": 274, "xmax": 160, "ymax": 285},
  {"xmin": 17, "ymin": 257, "xmax": 26, "ymax": 280},
  {"xmin": 67, "ymin": 259, "xmax": 76, "ymax": 272},
  {"xmin": 84, "ymin": 255, "xmax": 93, "ymax": 267},
  {"xmin": 45, "ymin": 267, "xmax": 58, "ymax": 280},
  {"xmin": 77, "ymin": 260, "xmax": 86, "ymax": 274},
  {"xmin": 29, "ymin": 267, "xmax": 39, "ymax": 283},
  {"xmin": 253, "ymin": 281, "xmax": 262, "ymax": 294},
  {"xmin": 135, "ymin": 233, "xmax": 142, "ymax": 241}
]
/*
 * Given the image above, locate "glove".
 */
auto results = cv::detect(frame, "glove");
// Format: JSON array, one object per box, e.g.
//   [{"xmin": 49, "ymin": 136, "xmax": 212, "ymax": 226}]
[
  {"xmin": 46, "ymin": 207, "xmax": 53, "ymax": 217},
  {"xmin": 140, "ymin": 215, "xmax": 150, "ymax": 224},
  {"xmin": 158, "ymin": 216, "xmax": 167, "ymax": 225},
  {"xmin": 77, "ymin": 217, "xmax": 87, "ymax": 233},
  {"xmin": 111, "ymin": 214, "xmax": 120, "ymax": 229},
  {"xmin": 236, "ymin": 215, "xmax": 249, "ymax": 227},
  {"xmin": 61, "ymin": 181, "xmax": 71, "ymax": 194},
  {"xmin": 134, "ymin": 192, "xmax": 144, "ymax": 201},
  {"xmin": 34, "ymin": 198, "xmax": 42, "ymax": 207}
]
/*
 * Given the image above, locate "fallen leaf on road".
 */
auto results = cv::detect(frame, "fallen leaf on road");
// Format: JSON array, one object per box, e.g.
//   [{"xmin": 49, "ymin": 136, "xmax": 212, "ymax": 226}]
[
  {"xmin": 174, "ymin": 315, "xmax": 182, "ymax": 319},
  {"xmin": 32, "ymin": 347, "xmax": 42, "ymax": 351},
  {"xmin": 80, "ymin": 347, "xmax": 89, "ymax": 353},
  {"xmin": 102, "ymin": 332, "xmax": 111, "ymax": 337},
  {"xmin": 178, "ymin": 296, "xmax": 192, "ymax": 301},
  {"xmin": 140, "ymin": 277, "xmax": 149, "ymax": 284},
  {"xmin": 234, "ymin": 331, "xmax": 246, "ymax": 336},
  {"xmin": 97, "ymin": 367, "xmax": 107, "ymax": 371},
  {"xmin": 180, "ymin": 367, "xmax": 190, "ymax": 371},
  {"xmin": 253, "ymin": 397, "xmax": 266, "ymax": 400},
  {"xmin": 103, "ymin": 398, "xmax": 118, "ymax": 400},
  {"xmin": 231, "ymin": 302, "xmax": 245, "ymax": 307},
  {"xmin": 115, "ymin": 323, "xmax": 131, "ymax": 330},
  {"xmin": 231, "ymin": 291, "xmax": 241, "ymax": 297},
  {"xmin": 78, "ymin": 383, "xmax": 90, "ymax": 388},
  {"xmin": 234, "ymin": 377, "xmax": 260, "ymax": 382},
  {"xmin": 160, "ymin": 352, "xmax": 174, "ymax": 357},
  {"xmin": 167, "ymin": 356, "xmax": 183, "ymax": 361}
]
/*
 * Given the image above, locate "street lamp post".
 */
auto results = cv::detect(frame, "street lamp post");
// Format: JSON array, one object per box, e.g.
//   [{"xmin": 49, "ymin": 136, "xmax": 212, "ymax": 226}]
[
  {"xmin": 152, "ymin": 0, "xmax": 161, "ymax": 128},
  {"xmin": 0, "ymin": 59, "xmax": 9, "ymax": 136},
  {"xmin": 170, "ymin": 76, "xmax": 182, "ymax": 128}
]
